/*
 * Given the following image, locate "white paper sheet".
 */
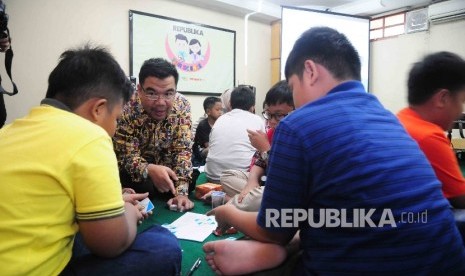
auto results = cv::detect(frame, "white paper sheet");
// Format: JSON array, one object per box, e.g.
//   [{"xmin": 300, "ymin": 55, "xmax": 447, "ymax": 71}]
[{"xmin": 162, "ymin": 212, "xmax": 217, "ymax": 242}]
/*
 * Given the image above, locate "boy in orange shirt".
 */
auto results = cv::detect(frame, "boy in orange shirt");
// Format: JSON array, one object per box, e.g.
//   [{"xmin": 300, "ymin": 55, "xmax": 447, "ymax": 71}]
[{"xmin": 397, "ymin": 51, "xmax": 465, "ymax": 208}]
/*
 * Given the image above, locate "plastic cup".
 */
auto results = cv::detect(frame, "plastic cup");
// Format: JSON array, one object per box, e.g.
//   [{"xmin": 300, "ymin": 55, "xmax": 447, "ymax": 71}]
[{"xmin": 211, "ymin": 191, "xmax": 226, "ymax": 209}]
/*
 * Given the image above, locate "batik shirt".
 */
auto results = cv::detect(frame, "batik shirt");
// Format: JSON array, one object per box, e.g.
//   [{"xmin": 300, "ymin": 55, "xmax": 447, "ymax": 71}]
[{"xmin": 113, "ymin": 93, "xmax": 192, "ymax": 196}]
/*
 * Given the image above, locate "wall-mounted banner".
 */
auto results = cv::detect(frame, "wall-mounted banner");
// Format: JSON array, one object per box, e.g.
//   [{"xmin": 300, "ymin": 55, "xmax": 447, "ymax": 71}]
[{"xmin": 130, "ymin": 10, "xmax": 236, "ymax": 95}]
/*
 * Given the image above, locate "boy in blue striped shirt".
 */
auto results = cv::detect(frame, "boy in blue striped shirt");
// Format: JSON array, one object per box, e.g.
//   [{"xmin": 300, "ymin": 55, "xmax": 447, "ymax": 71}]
[{"xmin": 204, "ymin": 27, "xmax": 465, "ymax": 275}]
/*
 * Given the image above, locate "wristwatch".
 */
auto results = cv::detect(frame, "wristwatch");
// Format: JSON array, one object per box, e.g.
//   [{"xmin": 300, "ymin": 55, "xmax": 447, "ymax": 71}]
[
  {"xmin": 142, "ymin": 165, "xmax": 149, "ymax": 180},
  {"xmin": 260, "ymin": 150, "xmax": 270, "ymax": 161}
]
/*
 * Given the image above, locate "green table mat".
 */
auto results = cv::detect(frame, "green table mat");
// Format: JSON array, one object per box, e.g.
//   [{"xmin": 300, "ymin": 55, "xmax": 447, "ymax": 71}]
[{"xmin": 137, "ymin": 173, "xmax": 242, "ymax": 276}]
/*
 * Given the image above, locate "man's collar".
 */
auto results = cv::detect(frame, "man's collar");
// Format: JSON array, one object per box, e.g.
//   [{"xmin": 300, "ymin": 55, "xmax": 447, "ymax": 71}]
[{"xmin": 40, "ymin": 98, "xmax": 72, "ymax": 112}]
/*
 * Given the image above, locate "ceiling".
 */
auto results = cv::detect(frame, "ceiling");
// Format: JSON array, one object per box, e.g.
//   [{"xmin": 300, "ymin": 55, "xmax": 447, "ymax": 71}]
[
  {"xmin": 265, "ymin": 0, "xmax": 360, "ymax": 10},
  {"xmin": 174, "ymin": 0, "xmax": 441, "ymax": 23}
]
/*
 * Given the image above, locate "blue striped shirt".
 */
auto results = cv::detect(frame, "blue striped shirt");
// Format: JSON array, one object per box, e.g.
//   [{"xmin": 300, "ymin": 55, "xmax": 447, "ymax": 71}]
[{"xmin": 257, "ymin": 81, "xmax": 465, "ymax": 275}]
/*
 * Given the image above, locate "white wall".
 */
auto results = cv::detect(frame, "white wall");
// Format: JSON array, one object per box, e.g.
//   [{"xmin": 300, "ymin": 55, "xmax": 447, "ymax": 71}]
[
  {"xmin": 1, "ymin": 0, "xmax": 271, "ymax": 124},
  {"xmin": 3, "ymin": 0, "xmax": 464, "ymax": 128},
  {"xmin": 370, "ymin": 19, "xmax": 465, "ymax": 114}
]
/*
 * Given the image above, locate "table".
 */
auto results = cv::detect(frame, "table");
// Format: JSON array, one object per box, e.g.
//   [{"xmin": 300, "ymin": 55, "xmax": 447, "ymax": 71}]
[{"xmin": 137, "ymin": 193, "xmax": 243, "ymax": 275}]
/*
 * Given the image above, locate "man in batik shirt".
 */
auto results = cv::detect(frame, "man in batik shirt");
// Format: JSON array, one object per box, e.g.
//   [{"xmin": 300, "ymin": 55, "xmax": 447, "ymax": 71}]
[{"xmin": 114, "ymin": 58, "xmax": 194, "ymax": 211}]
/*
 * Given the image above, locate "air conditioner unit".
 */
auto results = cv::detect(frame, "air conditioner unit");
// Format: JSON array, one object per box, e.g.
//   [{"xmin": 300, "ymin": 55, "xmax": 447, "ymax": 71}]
[{"xmin": 428, "ymin": 0, "xmax": 465, "ymax": 24}]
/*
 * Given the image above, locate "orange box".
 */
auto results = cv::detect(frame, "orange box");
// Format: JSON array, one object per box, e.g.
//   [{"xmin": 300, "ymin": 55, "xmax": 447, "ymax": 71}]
[{"xmin": 195, "ymin": 183, "xmax": 222, "ymax": 199}]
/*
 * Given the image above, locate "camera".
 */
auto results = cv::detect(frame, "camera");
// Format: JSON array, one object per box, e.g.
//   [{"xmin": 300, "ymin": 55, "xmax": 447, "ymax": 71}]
[{"xmin": 0, "ymin": 0, "xmax": 8, "ymax": 39}]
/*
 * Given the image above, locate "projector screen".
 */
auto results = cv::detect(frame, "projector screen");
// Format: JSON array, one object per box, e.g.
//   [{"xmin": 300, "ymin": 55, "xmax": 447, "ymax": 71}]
[{"xmin": 281, "ymin": 7, "xmax": 370, "ymax": 90}]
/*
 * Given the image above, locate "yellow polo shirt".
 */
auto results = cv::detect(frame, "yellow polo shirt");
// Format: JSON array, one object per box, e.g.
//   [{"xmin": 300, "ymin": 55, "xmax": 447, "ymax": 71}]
[{"xmin": 0, "ymin": 105, "xmax": 124, "ymax": 275}]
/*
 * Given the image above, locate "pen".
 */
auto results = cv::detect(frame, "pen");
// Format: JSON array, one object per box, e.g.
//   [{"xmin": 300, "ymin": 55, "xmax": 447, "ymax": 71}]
[{"xmin": 186, "ymin": 257, "xmax": 201, "ymax": 276}]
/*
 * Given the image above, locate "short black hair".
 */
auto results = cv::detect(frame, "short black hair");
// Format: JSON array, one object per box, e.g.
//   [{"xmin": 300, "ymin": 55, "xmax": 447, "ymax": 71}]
[
  {"xmin": 189, "ymin": 39, "xmax": 202, "ymax": 55},
  {"xmin": 45, "ymin": 44, "xmax": 132, "ymax": 110},
  {"xmin": 230, "ymin": 86, "xmax": 255, "ymax": 111},
  {"xmin": 285, "ymin": 27, "xmax": 361, "ymax": 82},
  {"xmin": 175, "ymin": 34, "xmax": 188, "ymax": 43},
  {"xmin": 408, "ymin": 51, "xmax": 465, "ymax": 105},
  {"xmin": 139, "ymin": 58, "xmax": 179, "ymax": 86},
  {"xmin": 264, "ymin": 80, "xmax": 294, "ymax": 108},
  {"xmin": 203, "ymin": 96, "xmax": 221, "ymax": 112}
]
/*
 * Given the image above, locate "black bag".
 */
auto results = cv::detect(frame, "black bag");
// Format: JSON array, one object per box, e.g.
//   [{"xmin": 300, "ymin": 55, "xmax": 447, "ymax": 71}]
[{"xmin": 0, "ymin": 93, "xmax": 5, "ymax": 128}]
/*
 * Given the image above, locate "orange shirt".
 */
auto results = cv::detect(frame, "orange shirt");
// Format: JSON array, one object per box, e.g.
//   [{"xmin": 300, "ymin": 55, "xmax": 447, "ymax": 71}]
[{"xmin": 397, "ymin": 107, "xmax": 465, "ymax": 198}]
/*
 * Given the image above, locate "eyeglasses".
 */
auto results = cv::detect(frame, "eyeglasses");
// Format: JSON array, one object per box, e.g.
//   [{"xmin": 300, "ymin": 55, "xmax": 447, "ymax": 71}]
[
  {"xmin": 141, "ymin": 86, "xmax": 176, "ymax": 101},
  {"xmin": 262, "ymin": 111, "xmax": 288, "ymax": 121}
]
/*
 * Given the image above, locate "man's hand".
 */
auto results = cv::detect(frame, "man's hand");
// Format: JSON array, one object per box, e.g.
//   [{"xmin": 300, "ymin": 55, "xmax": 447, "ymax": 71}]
[
  {"xmin": 147, "ymin": 164, "xmax": 177, "ymax": 194},
  {"xmin": 200, "ymin": 147, "xmax": 209, "ymax": 158},
  {"xmin": 167, "ymin": 194, "xmax": 194, "ymax": 212},
  {"xmin": 247, "ymin": 129, "xmax": 270, "ymax": 153},
  {"xmin": 124, "ymin": 201, "xmax": 145, "ymax": 224},
  {"xmin": 123, "ymin": 191, "xmax": 148, "ymax": 205},
  {"xmin": 238, "ymin": 167, "xmax": 262, "ymax": 203},
  {"xmin": 122, "ymin": 191, "xmax": 151, "ymax": 221},
  {"xmin": 0, "ymin": 37, "xmax": 10, "ymax": 52},
  {"xmin": 238, "ymin": 185, "xmax": 256, "ymax": 203},
  {"xmin": 206, "ymin": 204, "xmax": 234, "ymax": 234}
]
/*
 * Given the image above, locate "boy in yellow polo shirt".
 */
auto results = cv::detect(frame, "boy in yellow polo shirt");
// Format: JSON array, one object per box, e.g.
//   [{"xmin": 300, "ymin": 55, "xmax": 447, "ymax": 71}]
[{"xmin": 0, "ymin": 45, "xmax": 181, "ymax": 275}]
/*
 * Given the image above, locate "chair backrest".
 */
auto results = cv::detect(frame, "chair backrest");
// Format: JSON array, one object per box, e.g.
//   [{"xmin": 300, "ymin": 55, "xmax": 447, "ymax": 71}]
[{"xmin": 448, "ymin": 113, "xmax": 465, "ymax": 140}]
